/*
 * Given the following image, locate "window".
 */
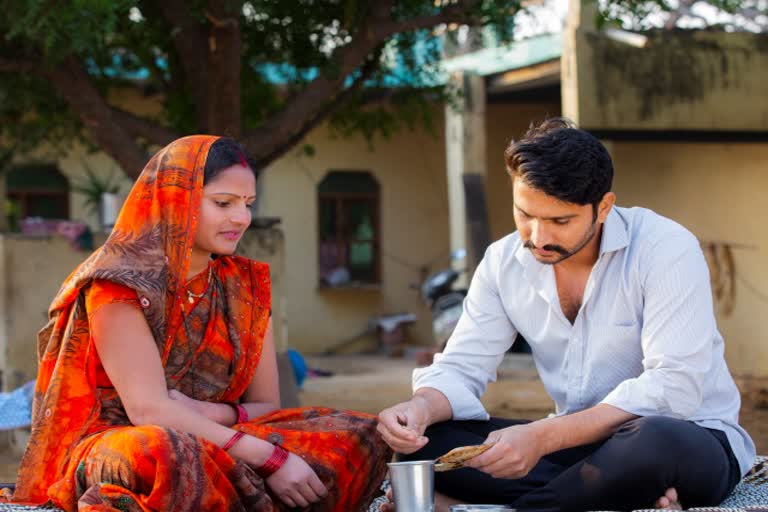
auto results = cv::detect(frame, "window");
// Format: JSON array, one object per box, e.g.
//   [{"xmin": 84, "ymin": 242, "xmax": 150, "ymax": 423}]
[
  {"xmin": 5, "ymin": 164, "xmax": 70, "ymax": 228},
  {"xmin": 318, "ymin": 171, "xmax": 380, "ymax": 287}
]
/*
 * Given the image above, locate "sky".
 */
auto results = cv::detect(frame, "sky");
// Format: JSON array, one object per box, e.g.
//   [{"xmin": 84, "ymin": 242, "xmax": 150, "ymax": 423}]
[{"xmin": 512, "ymin": 0, "xmax": 765, "ymax": 38}]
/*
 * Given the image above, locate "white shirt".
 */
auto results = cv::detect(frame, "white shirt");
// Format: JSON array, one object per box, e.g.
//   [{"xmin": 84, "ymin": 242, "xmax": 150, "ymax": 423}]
[{"xmin": 414, "ymin": 206, "xmax": 755, "ymax": 476}]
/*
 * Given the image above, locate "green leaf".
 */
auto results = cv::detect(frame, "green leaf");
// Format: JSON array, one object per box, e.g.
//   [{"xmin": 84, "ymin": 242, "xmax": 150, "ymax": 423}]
[{"xmin": 70, "ymin": 163, "xmax": 122, "ymax": 216}]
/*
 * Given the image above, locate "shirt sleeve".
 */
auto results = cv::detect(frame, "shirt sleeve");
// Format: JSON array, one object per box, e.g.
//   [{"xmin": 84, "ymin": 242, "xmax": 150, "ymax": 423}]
[
  {"xmin": 601, "ymin": 232, "xmax": 716, "ymax": 419},
  {"xmin": 413, "ymin": 245, "xmax": 518, "ymax": 420},
  {"xmin": 85, "ymin": 279, "xmax": 141, "ymax": 319}
]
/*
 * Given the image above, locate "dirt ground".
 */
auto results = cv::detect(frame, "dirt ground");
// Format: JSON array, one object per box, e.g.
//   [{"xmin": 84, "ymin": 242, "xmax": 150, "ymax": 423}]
[{"xmin": 1, "ymin": 354, "xmax": 767, "ymax": 483}]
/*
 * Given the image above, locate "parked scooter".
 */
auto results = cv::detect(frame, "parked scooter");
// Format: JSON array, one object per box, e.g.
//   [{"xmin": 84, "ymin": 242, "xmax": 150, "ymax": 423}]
[
  {"xmin": 417, "ymin": 249, "xmax": 532, "ymax": 364},
  {"xmin": 420, "ymin": 249, "xmax": 468, "ymax": 351}
]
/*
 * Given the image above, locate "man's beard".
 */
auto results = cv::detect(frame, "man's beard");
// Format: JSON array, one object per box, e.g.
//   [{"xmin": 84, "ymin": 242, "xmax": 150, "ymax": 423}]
[{"xmin": 523, "ymin": 221, "xmax": 598, "ymax": 265}]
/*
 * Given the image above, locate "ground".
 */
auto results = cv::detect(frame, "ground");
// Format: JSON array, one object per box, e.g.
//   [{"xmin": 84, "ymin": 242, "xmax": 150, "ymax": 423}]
[{"xmin": 1, "ymin": 354, "xmax": 767, "ymax": 483}]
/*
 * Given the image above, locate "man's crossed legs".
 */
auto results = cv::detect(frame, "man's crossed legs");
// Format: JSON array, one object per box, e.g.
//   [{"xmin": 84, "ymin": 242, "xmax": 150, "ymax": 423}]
[{"xmin": 399, "ymin": 416, "xmax": 740, "ymax": 512}]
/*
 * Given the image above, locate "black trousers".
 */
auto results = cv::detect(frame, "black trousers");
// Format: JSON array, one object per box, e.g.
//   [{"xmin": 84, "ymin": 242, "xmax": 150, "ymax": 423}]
[{"xmin": 400, "ymin": 416, "xmax": 741, "ymax": 512}]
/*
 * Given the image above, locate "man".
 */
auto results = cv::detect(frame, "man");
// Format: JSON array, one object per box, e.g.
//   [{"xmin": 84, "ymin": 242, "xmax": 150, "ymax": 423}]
[{"xmin": 378, "ymin": 118, "xmax": 754, "ymax": 512}]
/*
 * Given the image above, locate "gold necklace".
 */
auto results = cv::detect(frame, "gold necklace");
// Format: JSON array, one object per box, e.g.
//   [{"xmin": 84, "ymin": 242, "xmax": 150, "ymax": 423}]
[{"xmin": 186, "ymin": 264, "xmax": 213, "ymax": 304}]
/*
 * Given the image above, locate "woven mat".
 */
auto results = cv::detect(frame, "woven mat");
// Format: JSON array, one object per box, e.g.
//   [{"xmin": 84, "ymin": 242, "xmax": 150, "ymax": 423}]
[{"xmin": 0, "ymin": 506, "xmax": 56, "ymax": 511}]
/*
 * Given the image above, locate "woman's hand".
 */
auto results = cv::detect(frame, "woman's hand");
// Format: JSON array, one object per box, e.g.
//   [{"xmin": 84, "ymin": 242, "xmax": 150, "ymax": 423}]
[
  {"xmin": 169, "ymin": 390, "xmax": 234, "ymax": 425},
  {"xmin": 266, "ymin": 453, "xmax": 328, "ymax": 508}
]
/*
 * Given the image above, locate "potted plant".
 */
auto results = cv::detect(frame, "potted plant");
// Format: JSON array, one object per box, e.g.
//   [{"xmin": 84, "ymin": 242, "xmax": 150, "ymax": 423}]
[{"xmin": 71, "ymin": 164, "xmax": 121, "ymax": 232}]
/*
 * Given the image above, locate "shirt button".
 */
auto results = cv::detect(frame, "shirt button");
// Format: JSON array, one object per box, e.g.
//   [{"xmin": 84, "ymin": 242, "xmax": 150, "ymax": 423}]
[{"xmin": 44, "ymin": 408, "xmax": 52, "ymax": 418}]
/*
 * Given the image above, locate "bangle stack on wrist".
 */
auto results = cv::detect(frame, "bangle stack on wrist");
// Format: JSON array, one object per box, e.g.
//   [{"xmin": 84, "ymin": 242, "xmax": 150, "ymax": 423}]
[{"xmin": 256, "ymin": 444, "xmax": 289, "ymax": 478}]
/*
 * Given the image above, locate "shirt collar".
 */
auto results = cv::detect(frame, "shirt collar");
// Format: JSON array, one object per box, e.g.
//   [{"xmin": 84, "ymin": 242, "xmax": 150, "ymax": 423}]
[
  {"xmin": 514, "ymin": 206, "xmax": 630, "ymax": 268},
  {"xmin": 599, "ymin": 207, "xmax": 629, "ymax": 255}
]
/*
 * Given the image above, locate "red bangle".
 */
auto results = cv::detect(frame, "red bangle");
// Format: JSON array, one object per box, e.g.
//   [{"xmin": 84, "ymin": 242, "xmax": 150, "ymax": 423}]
[
  {"xmin": 256, "ymin": 444, "xmax": 289, "ymax": 478},
  {"xmin": 222, "ymin": 430, "xmax": 245, "ymax": 452},
  {"xmin": 225, "ymin": 402, "xmax": 249, "ymax": 424}
]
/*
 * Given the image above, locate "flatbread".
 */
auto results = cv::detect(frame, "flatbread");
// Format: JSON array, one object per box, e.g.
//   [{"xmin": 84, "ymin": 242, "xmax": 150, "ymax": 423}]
[{"xmin": 434, "ymin": 444, "xmax": 492, "ymax": 472}]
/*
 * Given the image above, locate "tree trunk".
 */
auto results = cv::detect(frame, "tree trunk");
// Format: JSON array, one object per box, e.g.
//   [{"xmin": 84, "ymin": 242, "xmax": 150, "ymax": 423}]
[
  {"xmin": 206, "ymin": 3, "xmax": 242, "ymax": 138},
  {"xmin": 156, "ymin": 0, "xmax": 212, "ymax": 131}
]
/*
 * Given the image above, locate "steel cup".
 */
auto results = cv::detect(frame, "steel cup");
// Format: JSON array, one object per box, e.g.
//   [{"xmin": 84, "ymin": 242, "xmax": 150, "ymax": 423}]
[{"xmin": 387, "ymin": 460, "xmax": 435, "ymax": 512}]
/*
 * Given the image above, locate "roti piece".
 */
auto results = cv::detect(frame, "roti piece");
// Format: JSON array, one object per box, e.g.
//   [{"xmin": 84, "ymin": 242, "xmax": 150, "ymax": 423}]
[{"xmin": 434, "ymin": 444, "xmax": 492, "ymax": 472}]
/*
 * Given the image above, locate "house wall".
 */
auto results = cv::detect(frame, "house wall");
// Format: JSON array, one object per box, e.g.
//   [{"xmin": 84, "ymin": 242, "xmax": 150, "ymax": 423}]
[
  {"xmin": 0, "ymin": 235, "xmax": 94, "ymax": 392},
  {"xmin": 257, "ymin": 120, "xmax": 450, "ymax": 353},
  {"xmin": 610, "ymin": 141, "xmax": 768, "ymax": 376},
  {"xmin": 567, "ymin": 29, "xmax": 768, "ymax": 131}
]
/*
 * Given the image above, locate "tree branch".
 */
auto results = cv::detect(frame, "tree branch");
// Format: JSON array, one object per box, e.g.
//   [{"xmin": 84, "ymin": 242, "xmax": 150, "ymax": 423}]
[
  {"xmin": 109, "ymin": 108, "xmax": 180, "ymax": 147},
  {"xmin": 0, "ymin": 57, "xmax": 38, "ymax": 74},
  {"xmin": 243, "ymin": 0, "xmax": 482, "ymax": 168},
  {"xmin": 2, "ymin": 47, "xmax": 172, "ymax": 177},
  {"xmin": 47, "ymin": 57, "xmax": 149, "ymax": 179},
  {"xmin": 373, "ymin": 3, "xmax": 479, "ymax": 39},
  {"xmin": 205, "ymin": 0, "xmax": 241, "ymax": 136},
  {"xmin": 2, "ymin": 44, "xmax": 177, "ymax": 164},
  {"xmin": 247, "ymin": 44, "xmax": 386, "ymax": 168},
  {"xmin": 0, "ymin": 42, "xmax": 45, "ymax": 75}
]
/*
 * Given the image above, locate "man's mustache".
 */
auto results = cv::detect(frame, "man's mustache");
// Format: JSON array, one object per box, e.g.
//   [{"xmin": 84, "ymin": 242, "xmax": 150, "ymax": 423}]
[{"xmin": 523, "ymin": 240, "xmax": 568, "ymax": 255}]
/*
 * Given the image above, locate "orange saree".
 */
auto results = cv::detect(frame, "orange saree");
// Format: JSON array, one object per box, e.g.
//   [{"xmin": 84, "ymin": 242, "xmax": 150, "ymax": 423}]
[{"xmin": 12, "ymin": 136, "xmax": 390, "ymax": 511}]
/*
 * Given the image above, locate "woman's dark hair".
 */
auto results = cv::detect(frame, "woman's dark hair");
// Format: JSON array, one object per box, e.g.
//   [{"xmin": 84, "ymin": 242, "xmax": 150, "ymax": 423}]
[
  {"xmin": 203, "ymin": 137, "xmax": 259, "ymax": 185},
  {"xmin": 504, "ymin": 117, "xmax": 613, "ymax": 215}
]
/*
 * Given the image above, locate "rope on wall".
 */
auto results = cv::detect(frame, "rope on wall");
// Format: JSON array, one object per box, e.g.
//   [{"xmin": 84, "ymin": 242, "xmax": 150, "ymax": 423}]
[{"xmin": 701, "ymin": 240, "xmax": 768, "ymax": 316}]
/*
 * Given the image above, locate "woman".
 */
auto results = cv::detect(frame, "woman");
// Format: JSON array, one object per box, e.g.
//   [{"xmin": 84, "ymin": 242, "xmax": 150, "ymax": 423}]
[{"xmin": 12, "ymin": 136, "xmax": 390, "ymax": 511}]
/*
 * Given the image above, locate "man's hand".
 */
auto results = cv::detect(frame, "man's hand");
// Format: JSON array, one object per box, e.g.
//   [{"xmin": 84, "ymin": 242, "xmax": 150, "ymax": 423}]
[
  {"xmin": 465, "ymin": 423, "xmax": 546, "ymax": 479},
  {"xmin": 377, "ymin": 399, "xmax": 430, "ymax": 454}
]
